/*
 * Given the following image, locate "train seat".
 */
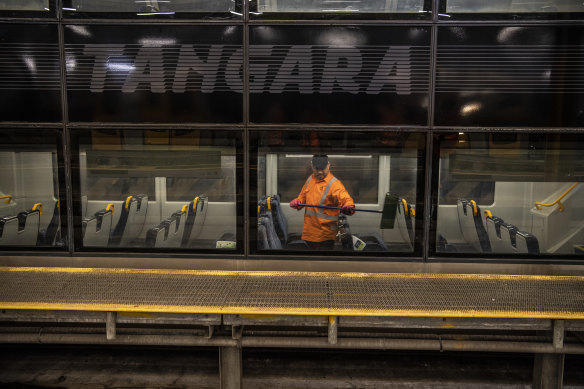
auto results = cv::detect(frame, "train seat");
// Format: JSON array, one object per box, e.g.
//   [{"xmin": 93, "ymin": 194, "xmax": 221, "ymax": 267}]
[
  {"xmin": 145, "ymin": 206, "xmax": 187, "ymax": 248},
  {"xmin": 257, "ymin": 223, "xmax": 270, "ymax": 250},
  {"xmin": 0, "ymin": 204, "xmax": 42, "ymax": 246},
  {"xmin": 109, "ymin": 194, "xmax": 148, "ymax": 246},
  {"xmin": 338, "ymin": 215, "xmax": 389, "ymax": 252},
  {"xmin": 37, "ymin": 201, "xmax": 61, "ymax": 246},
  {"xmin": 515, "ymin": 231, "xmax": 540, "ymax": 254},
  {"xmin": 258, "ymin": 212, "xmax": 282, "ymax": 250},
  {"xmin": 485, "ymin": 214, "xmax": 507, "ymax": 253},
  {"xmin": 82, "ymin": 204, "xmax": 114, "ymax": 247},
  {"xmin": 265, "ymin": 195, "xmax": 303, "ymax": 246},
  {"xmin": 499, "ymin": 222, "xmax": 518, "ymax": 252},
  {"xmin": 181, "ymin": 195, "xmax": 208, "ymax": 248},
  {"xmin": 457, "ymin": 199, "xmax": 491, "ymax": 253},
  {"xmin": 485, "ymin": 211, "xmax": 539, "ymax": 254},
  {"xmin": 396, "ymin": 198, "xmax": 415, "ymax": 250},
  {"xmin": 256, "ymin": 195, "xmax": 306, "ymax": 250},
  {"xmin": 267, "ymin": 195, "xmax": 289, "ymax": 245}
]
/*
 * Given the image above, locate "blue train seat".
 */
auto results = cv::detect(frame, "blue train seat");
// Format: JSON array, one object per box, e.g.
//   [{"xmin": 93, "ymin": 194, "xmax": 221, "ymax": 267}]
[
  {"xmin": 457, "ymin": 199, "xmax": 491, "ymax": 253},
  {"xmin": 485, "ymin": 210, "xmax": 539, "ymax": 254},
  {"xmin": 0, "ymin": 203, "xmax": 42, "ymax": 246},
  {"xmin": 261, "ymin": 195, "xmax": 307, "ymax": 250},
  {"xmin": 485, "ymin": 214, "xmax": 506, "ymax": 253},
  {"xmin": 82, "ymin": 204, "xmax": 114, "ymax": 247},
  {"xmin": 145, "ymin": 205, "xmax": 188, "ymax": 248},
  {"xmin": 499, "ymin": 222, "xmax": 518, "ymax": 252},
  {"xmin": 257, "ymin": 223, "xmax": 270, "ymax": 250},
  {"xmin": 37, "ymin": 201, "xmax": 61, "ymax": 246},
  {"xmin": 515, "ymin": 231, "xmax": 540, "ymax": 254},
  {"xmin": 396, "ymin": 198, "xmax": 415, "ymax": 250},
  {"xmin": 258, "ymin": 211, "xmax": 282, "ymax": 250},
  {"xmin": 109, "ymin": 194, "xmax": 148, "ymax": 246},
  {"xmin": 181, "ymin": 195, "xmax": 208, "ymax": 248}
]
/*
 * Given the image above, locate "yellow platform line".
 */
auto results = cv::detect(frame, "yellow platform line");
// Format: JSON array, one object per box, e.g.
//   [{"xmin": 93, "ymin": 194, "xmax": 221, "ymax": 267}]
[
  {"xmin": 2, "ymin": 267, "xmax": 584, "ymax": 282},
  {"xmin": 1, "ymin": 301, "xmax": 583, "ymax": 319}
]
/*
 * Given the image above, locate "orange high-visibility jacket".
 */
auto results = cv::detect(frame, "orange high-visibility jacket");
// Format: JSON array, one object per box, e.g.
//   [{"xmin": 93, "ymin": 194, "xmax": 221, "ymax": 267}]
[{"xmin": 296, "ymin": 172, "xmax": 354, "ymax": 242}]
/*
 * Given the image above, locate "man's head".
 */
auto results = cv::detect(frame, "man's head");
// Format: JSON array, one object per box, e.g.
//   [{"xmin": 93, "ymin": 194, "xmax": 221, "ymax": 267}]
[{"xmin": 311, "ymin": 154, "xmax": 330, "ymax": 180}]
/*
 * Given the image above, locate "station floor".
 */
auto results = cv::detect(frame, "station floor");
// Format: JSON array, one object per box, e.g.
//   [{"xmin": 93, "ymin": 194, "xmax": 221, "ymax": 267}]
[{"xmin": 1, "ymin": 345, "xmax": 584, "ymax": 389}]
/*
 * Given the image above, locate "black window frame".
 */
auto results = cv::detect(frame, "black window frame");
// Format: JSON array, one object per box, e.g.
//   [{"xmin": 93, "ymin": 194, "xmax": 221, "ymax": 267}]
[
  {"xmin": 0, "ymin": 126, "xmax": 68, "ymax": 252},
  {"xmin": 438, "ymin": 0, "xmax": 584, "ymax": 21},
  {"xmin": 249, "ymin": 0, "xmax": 433, "ymax": 21},
  {"xmin": 61, "ymin": 0, "xmax": 244, "ymax": 20},
  {"xmin": 249, "ymin": 128, "xmax": 427, "ymax": 259},
  {"xmin": 70, "ymin": 127, "xmax": 245, "ymax": 256},
  {"xmin": 0, "ymin": 0, "xmax": 56, "ymax": 18}
]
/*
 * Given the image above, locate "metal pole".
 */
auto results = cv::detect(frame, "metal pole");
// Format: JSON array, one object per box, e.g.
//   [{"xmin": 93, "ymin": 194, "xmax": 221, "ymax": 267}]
[
  {"xmin": 1, "ymin": 334, "xmax": 584, "ymax": 354},
  {"xmin": 533, "ymin": 353, "xmax": 565, "ymax": 389},
  {"xmin": 220, "ymin": 346, "xmax": 242, "ymax": 389}
]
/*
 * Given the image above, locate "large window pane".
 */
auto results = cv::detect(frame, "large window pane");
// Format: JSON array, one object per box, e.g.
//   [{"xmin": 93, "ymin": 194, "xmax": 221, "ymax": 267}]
[
  {"xmin": 254, "ymin": 130, "xmax": 425, "ymax": 255},
  {"xmin": 75, "ymin": 129, "xmax": 240, "ymax": 251},
  {"xmin": 434, "ymin": 132, "xmax": 584, "ymax": 257},
  {"xmin": 0, "ymin": 130, "xmax": 64, "ymax": 248},
  {"xmin": 0, "ymin": 0, "xmax": 48, "ymax": 11},
  {"xmin": 255, "ymin": 0, "xmax": 426, "ymax": 13},
  {"xmin": 63, "ymin": 0, "xmax": 238, "ymax": 16},
  {"xmin": 445, "ymin": 0, "xmax": 584, "ymax": 13}
]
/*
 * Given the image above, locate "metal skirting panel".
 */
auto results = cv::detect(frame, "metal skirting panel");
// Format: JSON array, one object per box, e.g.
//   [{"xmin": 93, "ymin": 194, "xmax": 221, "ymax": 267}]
[{"xmin": 1, "ymin": 267, "xmax": 584, "ymax": 319}]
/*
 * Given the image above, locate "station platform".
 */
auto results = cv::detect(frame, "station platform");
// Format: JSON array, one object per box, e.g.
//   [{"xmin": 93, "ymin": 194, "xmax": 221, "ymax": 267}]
[{"xmin": 1, "ymin": 267, "xmax": 584, "ymax": 319}]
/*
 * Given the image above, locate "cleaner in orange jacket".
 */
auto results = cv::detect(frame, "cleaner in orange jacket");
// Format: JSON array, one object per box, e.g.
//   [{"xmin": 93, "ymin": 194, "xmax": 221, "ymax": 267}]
[{"xmin": 289, "ymin": 155, "xmax": 355, "ymax": 250}]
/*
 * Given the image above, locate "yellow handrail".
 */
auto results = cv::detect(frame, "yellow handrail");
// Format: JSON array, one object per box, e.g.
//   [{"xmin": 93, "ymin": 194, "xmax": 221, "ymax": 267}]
[
  {"xmin": 535, "ymin": 183, "xmax": 580, "ymax": 212},
  {"xmin": 0, "ymin": 195, "xmax": 12, "ymax": 204}
]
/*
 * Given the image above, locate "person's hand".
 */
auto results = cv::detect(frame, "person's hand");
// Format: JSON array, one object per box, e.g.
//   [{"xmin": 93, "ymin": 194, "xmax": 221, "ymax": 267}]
[
  {"xmin": 289, "ymin": 199, "xmax": 303, "ymax": 210},
  {"xmin": 341, "ymin": 205, "xmax": 355, "ymax": 215}
]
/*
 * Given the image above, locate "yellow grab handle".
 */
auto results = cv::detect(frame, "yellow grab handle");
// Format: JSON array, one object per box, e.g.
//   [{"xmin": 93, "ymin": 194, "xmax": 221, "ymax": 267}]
[
  {"xmin": 0, "ymin": 195, "xmax": 12, "ymax": 204},
  {"xmin": 192, "ymin": 196, "xmax": 199, "ymax": 212},
  {"xmin": 535, "ymin": 183, "xmax": 580, "ymax": 212},
  {"xmin": 267, "ymin": 197, "xmax": 272, "ymax": 211},
  {"xmin": 470, "ymin": 200, "xmax": 478, "ymax": 216},
  {"xmin": 181, "ymin": 204, "xmax": 188, "ymax": 214},
  {"xmin": 484, "ymin": 210, "xmax": 493, "ymax": 222},
  {"xmin": 106, "ymin": 203, "xmax": 115, "ymax": 215},
  {"xmin": 124, "ymin": 196, "xmax": 133, "ymax": 211},
  {"xmin": 32, "ymin": 203, "xmax": 43, "ymax": 216}
]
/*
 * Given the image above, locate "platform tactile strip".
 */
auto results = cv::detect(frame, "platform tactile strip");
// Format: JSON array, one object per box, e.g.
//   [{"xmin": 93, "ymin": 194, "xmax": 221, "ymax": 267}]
[{"xmin": 1, "ymin": 268, "xmax": 583, "ymax": 318}]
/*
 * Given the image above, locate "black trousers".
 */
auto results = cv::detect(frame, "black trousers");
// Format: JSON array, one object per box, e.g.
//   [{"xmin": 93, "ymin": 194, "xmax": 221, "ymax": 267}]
[{"xmin": 305, "ymin": 240, "xmax": 335, "ymax": 250}]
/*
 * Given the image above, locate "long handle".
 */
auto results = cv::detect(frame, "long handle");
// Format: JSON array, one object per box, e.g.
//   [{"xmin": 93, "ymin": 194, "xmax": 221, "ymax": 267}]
[{"xmin": 298, "ymin": 203, "xmax": 382, "ymax": 214}]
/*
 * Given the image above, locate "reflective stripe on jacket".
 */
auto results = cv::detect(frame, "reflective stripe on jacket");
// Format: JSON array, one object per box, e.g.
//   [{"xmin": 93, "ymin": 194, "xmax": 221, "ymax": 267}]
[{"xmin": 297, "ymin": 172, "xmax": 354, "ymax": 242}]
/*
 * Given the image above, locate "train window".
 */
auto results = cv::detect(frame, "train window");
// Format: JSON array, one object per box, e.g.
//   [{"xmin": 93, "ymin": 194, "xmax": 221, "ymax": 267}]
[
  {"xmin": 62, "ymin": 0, "xmax": 242, "ymax": 18},
  {"xmin": 0, "ymin": 0, "xmax": 55, "ymax": 17},
  {"xmin": 250, "ymin": 0, "xmax": 431, "ymax": 18},
  {"xmin": 439, "ymin": 0, "xmax": 584, "ymax": 19},
  {"xmin": 433, "ymin": 132, "xmax": 584, "ymax": 257},
  {"xmin": 0, "ymin": 0, "xmax": 48, "ymax": 11},
  {"xmin": 252, "ymin": 130, "xmax": 425, "ymax": 255},
  {"xmin": 0, "ymin": 130, "xmax": 65, "ymax": 248},
  {"xmin": 74, "ymin": 129, "xmax": 242, "ymax": 251},
  {"xmin": 444, "ymin": 0, "xmax": 584, "ymax": 13}
]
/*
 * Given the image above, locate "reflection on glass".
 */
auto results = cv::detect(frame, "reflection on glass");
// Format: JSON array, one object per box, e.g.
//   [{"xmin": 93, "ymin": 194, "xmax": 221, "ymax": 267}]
[
  {"xmin": 0, "ymin": 0, "xmax": 48, "ymax": 11},
  {"xmin": 64, "ymin": 0, "xmax": 235, "ymax": 14},
  {"xmin": 256, "ymin": 131, "xmax": 424, "ymax": 253},
  {"xmin": 0, "ymin": 131, "xmax": 63, "ymax": 247},
  {"xmin": 435, "ymin": 133, "xmax": 584, "ymax": 256},
  {"xmin": 446, "ymin": 0, "xmax": 584, "ymax": 13},
  {"xmin": 256, "ymin": 0, "xmax": 425, "ymax": 13},
  {"xmin": 77, "ymin": 129, "xmax": 238, "ymax": 250}
]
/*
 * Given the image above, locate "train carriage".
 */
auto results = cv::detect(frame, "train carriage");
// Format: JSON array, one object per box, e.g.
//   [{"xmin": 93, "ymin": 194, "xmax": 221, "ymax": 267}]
[{"xmin": 1, "ymin": 1, "xmax": 584, "ymax": 387}]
